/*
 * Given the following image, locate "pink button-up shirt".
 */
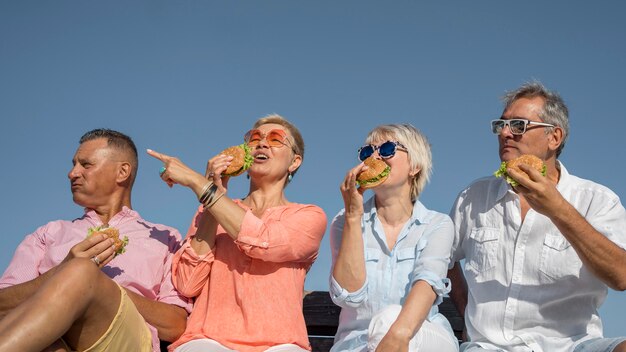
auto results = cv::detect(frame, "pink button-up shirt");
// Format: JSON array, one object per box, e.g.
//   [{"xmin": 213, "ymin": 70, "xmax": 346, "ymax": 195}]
[
  {"xmin": 0, "ymin": 207, "xmax": 191, "ymax": 352},
  {"xmin": 168, "ymin": 201, "xmax": 327, "ymax": 352}
]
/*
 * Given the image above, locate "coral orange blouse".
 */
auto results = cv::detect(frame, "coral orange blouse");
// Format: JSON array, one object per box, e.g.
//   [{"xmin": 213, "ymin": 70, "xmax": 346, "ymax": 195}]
[{"xmin": 168, "ymin": 201, "xmax": 327, "ymax": 352}]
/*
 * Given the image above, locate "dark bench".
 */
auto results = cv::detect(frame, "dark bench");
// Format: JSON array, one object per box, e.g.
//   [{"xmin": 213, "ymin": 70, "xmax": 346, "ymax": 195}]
[
  {"xmin": 160, "ymin": 291, "xmax": 463, "ymax": 352},
  {"xmin": 303, "ymin": 291, "xmax": 464, "ymax": 352}
]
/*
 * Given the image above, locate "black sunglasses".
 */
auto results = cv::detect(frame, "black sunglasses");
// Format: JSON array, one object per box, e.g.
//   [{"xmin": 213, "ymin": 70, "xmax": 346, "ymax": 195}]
[{"xmin": 358, "ymin": 141, "xmax": 407, "ymax": 161}]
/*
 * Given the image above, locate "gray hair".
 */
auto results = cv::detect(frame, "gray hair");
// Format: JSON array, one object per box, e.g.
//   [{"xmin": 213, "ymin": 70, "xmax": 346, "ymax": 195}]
[
  {"xmin": 502, "ymin": 81, "xmax": 569, "ymax": 157},
  {"xmin": 365, "ymin": 123, "xmax": 432, "ymax": 201}
]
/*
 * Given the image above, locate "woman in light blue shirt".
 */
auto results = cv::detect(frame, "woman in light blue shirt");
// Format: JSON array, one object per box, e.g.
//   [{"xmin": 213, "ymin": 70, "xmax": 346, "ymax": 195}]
[{"xmin": 330, "ymin": 124, "xmax": 458, "ymax": 352}]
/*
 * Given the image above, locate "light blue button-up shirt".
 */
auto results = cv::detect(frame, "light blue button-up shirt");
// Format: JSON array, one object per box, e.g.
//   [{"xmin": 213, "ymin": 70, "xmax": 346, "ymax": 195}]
[{"xmin": 329, "ymin": 196, "xmax": 456, "ymax": 351}]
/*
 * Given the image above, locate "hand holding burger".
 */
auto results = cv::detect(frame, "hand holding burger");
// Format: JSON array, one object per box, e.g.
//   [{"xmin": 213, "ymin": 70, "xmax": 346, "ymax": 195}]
[
  {"xmin": 357, "ymin": 157, "xmax": 391, "ymax": 189},
  {"xmin": 218, "ymin": 144, "xmax": 254, "ymax": 177},
  {"xmin": 87, "ymin": 226, "xmax": 129, "ymax": 256},
  {"xmin": 494, "ymin": 154, "xmax": 546, "ymax": 187}
]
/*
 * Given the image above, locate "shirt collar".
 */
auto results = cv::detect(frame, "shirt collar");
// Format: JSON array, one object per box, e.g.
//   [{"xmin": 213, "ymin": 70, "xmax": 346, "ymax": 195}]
[
  {"xmin": 495, "ymin": 177, "xmax": 510, "ymax": 202},
  {"xmin": 555, "ymin": 160, "xmax": 570, "ymax": 191},
  {"xmin": 82, "ymin": 206, "xmax": 138, "ymax": 225}
]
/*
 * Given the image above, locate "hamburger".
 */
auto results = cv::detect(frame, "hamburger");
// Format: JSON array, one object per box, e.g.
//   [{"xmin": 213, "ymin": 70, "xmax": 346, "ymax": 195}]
[
  {"xmin": 494, "ymin": 154, "xmax": 546, "ymax": 187},
  {"xmin": 220, "ymin": 143, "xmax": 254, "ymax": 177},
  {"xmin": 357, "ymin": 157, "xmax": 391, "ymax": 189},
  {"xmin": 87, "ymin": 226, "xmax": 129, "ymax": 256}
]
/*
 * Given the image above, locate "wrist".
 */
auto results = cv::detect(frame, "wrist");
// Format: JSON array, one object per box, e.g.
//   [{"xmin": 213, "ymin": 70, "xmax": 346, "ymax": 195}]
[
  {"xmin": 191, "ymin": 174, "xmax": 210, "ymax": 195},
  {"xmin": 197, "ymin": 182, "xmax": 226, "ymax": 210},
  {"xmin": 344, "ymin": 213, "xmax": 362, "ymax": 224},
  {"xmin": 388, "ymin": 323, "xmax": 414, "ymax": 342},
  {"xmin": 546, "ymin": 195, "xmax": 572, "ymax": 221}
]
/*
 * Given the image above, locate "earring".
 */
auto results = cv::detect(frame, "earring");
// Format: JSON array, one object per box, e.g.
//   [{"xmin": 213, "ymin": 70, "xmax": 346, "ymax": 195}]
[{"xmin": 287, "ymin": 173, "xmax": 293, "ymax": 182}]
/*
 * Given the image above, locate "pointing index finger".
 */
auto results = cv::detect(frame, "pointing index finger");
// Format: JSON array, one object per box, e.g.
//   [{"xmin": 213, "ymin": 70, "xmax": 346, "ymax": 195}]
[{"xmin": 146, "ymin": 149, "xmax": 170, "ymax": 162}]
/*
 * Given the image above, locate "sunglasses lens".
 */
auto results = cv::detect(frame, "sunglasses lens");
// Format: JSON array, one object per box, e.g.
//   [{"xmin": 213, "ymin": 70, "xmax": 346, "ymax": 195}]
[
  {"xmin": 509, "ymin": 120, "xmax": 526, "ymax": 134},
  {"xmin": 266, "ymin": 131, "xmax": 286, "ymax": 147},
  {"xmin": 359, "ymin": 146, "xmax": 374, "ymax": 161},
  {"xmin": 492, "ymin": 121, "xmax": 504, "ymax": 134},
  {"xmin": 378, "ymin": 141, "xmax": 396, "ymax": 158},
  {"xmin": 245, "ymin": 130, "xmax": 261, "ymax": 145},
  {"xmin": 246, "ymin": 129, "xmax": 289, "ymax": 148}
]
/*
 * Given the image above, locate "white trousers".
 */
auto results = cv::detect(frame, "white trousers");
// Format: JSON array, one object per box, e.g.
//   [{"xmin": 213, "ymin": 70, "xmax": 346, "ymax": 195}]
[
  {"xmin": 367, "ymin": 305, "xmax": 459, "ymax": 352},
  {"xmin": 173, "ymin": 338, "xmax": 308, "ymax": 352}
]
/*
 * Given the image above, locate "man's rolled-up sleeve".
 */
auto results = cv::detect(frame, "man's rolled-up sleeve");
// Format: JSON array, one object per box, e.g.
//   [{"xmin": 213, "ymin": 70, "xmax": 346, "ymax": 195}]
[{"xmin": 0, "ymin": 224, "xmax": 49, "ymax": 288}]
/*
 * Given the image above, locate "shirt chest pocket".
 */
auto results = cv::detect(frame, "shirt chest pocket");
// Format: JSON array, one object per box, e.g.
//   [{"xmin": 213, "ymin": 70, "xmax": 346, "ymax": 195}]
[
  {"xmin": 539, "ymin": 233, "xmax": 583, "ymax": 281},
  {"xmin": 395, "ymin": 247, "xmax": 417, "ymax": 282},
  {"xmin": 397, "ymin": 246, "xmax": 426, "ymax": 293},
  {"xmin": 365, "ymin": 248, "xmax": 381, "ymax": 274},
  {"xmin": 466, "ymin": 227, "xmax": 500, "ymax": 274}
]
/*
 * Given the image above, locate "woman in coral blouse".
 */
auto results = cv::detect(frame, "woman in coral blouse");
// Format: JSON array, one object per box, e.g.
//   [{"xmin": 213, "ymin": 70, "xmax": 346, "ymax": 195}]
[{"xmin": 148, "ymin": 115, "xmax": 327, "ymax": 352}]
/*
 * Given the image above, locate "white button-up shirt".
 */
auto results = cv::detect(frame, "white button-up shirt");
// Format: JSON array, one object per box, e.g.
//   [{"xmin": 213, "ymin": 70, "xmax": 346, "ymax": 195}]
[
  {"xmin": 449, "ymin": 162, "xmax": 626, "ymax": 352},
  {"xmin": 330, "ymin": 196, "xmax": 456, "ymax": 351}
]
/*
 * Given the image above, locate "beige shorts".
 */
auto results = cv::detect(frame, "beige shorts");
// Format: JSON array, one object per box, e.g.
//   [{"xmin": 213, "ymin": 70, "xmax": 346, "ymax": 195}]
[{"xmin": 62, "ymin": 283, "xmax": 152, "ymax": 352}]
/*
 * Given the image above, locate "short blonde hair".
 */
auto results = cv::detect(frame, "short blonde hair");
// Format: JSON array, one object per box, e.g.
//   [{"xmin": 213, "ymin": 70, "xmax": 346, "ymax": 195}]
[
  {"xmin": 365, "ymin": 123, "xmax": 432, "ymax": 201},
  {"xmin": 252, "ymin": 114, "xmax": 305, "ymax": 175}
]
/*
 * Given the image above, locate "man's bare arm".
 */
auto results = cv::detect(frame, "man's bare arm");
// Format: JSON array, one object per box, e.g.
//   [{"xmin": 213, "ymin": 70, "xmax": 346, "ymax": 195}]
[{"xmin": 513, "ymin": 165, "xmax": 626, "ymax": 291}]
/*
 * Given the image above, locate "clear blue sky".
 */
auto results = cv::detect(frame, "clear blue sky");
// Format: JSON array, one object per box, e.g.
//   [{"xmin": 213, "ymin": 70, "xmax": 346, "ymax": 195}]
[{"xmin": 1, "ymin": 0, "xmax": 624, "ymax": 338}]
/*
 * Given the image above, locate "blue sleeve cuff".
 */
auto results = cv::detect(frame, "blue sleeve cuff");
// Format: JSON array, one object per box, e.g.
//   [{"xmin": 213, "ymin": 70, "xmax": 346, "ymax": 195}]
[{"xmin": 329, "ymin": 275, "xmax": 368, "ymax": 308}]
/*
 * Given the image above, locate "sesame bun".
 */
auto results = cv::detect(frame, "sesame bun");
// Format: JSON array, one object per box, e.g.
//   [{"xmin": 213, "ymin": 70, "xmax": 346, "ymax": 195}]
[
  {"xmin": 357, "ymin": 157, "xmax": 391, "ymax": 189},
  {"xmin": 220, "ymin": 144, "xmax": 253, "ymax": 177},
  {"xmin": 494, "ymin": 154, "xmax": 546, "ymax": 186}
]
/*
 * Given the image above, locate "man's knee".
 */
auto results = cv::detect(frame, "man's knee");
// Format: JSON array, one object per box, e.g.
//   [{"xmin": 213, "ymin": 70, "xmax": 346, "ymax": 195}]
[
  {"xmin": 60, "ymin": 258, "xmax": 101, "ymax": 280},
  {"xmin": 55, "ymin": 258, "xmax": 112, "ymax": 295}
]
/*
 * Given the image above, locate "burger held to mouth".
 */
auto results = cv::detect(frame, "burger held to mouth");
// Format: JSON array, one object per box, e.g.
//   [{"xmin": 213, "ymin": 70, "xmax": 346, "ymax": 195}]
[
  {"xmin": 357, "ymin": 157, "xmax": 391, "ymax": 189},
  {"xmin": 494, "ymin": 154, "xmax": 546, "ymax": 187},
  {"xmin": 220, "ymin": 144, "xmax": 254, "ymax": 177}
]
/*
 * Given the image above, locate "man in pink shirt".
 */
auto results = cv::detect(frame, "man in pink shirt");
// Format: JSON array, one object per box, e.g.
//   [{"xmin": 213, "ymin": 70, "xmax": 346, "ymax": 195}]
[{"xmin": 0, "ymin": 129, "xmax": 190, "ymax": 352}]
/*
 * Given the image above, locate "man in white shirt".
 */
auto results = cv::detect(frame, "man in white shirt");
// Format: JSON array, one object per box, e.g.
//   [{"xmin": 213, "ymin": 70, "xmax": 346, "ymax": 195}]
[{"xmin": 448, "ymin": 82, "xmax": 626, "ymax": 352}]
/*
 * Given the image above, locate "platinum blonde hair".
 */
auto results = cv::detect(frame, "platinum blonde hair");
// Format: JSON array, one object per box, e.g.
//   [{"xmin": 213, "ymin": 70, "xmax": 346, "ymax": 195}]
[
  {"xmin": 502, "ymin": 81, "xmax": 569, "ymax": 157},
  {"xmin": 365, "ymin": 123, "xmax": 432, "ymax": 201}
]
